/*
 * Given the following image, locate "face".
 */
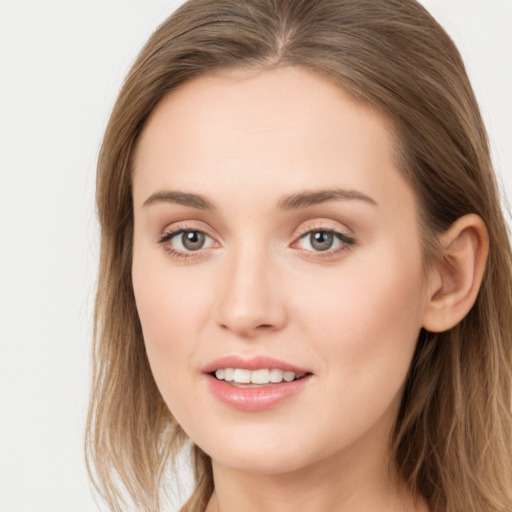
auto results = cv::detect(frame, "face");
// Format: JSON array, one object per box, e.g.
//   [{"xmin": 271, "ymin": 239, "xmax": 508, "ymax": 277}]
[{"xmin": 132, "ymin": 66, "xmax": 430, "ymax": 477}]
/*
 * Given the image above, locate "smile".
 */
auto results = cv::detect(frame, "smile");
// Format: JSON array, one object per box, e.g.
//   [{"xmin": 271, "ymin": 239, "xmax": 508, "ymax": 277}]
[
  {"xmin": 214, "ymin": 368, "xmax": 307, "ymax": 385},
  {"xmin": 203, "ymin": 356, "xmax": 313, "ymax": 412}
]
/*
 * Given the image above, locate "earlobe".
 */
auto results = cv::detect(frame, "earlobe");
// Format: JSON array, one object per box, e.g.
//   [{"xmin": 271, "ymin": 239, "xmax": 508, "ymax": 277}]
[{"xmin": 422, "ymin": 214, "xmax": 489, "ymax": 333}]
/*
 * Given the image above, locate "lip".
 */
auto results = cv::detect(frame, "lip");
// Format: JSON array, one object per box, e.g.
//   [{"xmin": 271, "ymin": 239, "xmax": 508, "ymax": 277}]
[
  {"xmin": 202, "ymin": 355, "xmax": 310, "ymax": 375},
  {"xmin": 206, "ymin": 374, "xmax": 312, "ymax": 412},
  {"xmin": 203, "ymin": 355, "xmax": 313, "ymax": 412}
]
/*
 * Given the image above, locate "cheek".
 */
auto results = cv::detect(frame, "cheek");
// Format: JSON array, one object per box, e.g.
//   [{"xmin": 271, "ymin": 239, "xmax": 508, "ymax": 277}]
[
  {"xmin": 132, "ymin": 231, "xmax": 214, "ymax": 346},
  {"xmin": 131, "ymin": 248, "xmax": 212, "ymax": 407},
  {"xmin": 294, "ymin": 243, "xmax": 426, "ymax": 400},
  {"xmin": 133, "ymin": 268, "xmax": 201, "ymax": 348}
]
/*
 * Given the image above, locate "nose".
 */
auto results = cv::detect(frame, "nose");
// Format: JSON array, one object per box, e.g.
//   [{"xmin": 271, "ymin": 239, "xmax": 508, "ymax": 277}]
[{"xmin": 213, "ymin": 246, "xmax": 287, "ymax": 338}]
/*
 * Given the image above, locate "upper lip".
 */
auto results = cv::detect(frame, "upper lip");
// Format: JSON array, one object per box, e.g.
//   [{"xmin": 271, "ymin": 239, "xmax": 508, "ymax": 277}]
[{"xmin": 202, "ymin": 355, "xmax": 311, "ymax": 375}]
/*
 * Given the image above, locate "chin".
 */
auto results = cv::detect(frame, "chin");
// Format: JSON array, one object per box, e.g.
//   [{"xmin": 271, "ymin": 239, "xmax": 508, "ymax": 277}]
[
  {"xmin": 210, "ymin": 447, "xmax": 309, "ymax": 475},
  {"xmin": 193, "ymin": 425, "xmax": 326, "ymax": 476}
]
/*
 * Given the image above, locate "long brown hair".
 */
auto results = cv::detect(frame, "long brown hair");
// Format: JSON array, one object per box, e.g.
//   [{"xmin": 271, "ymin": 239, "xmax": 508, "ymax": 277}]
[{"xmin": 85, "ymin": 1, "xmax": 512, "ymax": 510}]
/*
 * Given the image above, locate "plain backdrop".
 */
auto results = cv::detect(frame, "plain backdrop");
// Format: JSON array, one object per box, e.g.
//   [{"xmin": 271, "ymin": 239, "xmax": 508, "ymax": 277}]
[{"xmin": 0, "ymin": 1, "xmax": 511, "ymax": 511}]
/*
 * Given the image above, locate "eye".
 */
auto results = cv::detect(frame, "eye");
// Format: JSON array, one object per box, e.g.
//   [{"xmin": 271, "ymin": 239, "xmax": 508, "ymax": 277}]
[
  {"xmin": 296, "ymin": 229, "xmax": 355, "ymax": 253},
  {"xmin": 159, "ymin": 229, "xmax": 215, "ymax": 254}
]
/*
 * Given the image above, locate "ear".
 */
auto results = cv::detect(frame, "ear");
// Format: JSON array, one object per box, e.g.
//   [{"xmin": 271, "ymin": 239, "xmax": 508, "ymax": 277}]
[{"xmin": 422, "ymin": 214, "xmax": 489, "ymax": 333}]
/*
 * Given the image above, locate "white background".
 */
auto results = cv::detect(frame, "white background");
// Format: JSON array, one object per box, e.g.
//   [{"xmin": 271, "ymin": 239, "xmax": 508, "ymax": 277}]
[{"xmin": 0, "ymin": 1, "xmax": 511, "ymax": 511}]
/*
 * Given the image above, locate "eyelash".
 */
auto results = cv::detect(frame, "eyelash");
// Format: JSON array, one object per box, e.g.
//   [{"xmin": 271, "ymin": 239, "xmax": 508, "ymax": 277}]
[
  {"xmin": 157, "ymin": 225, "xmax": 357, "ymax": 261},
  {"xmin": 293, "ymin": 227, "xmax": 357, "ymax": 258},
  {"xmin": 158, "ymin": 227, "xmax": 214, "ymax": 260}
]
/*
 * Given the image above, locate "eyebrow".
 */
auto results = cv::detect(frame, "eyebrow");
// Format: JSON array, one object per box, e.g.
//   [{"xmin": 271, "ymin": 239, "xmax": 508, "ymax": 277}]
[
  {"xmin": 142, "ymin": 188, "xmax": 377, "ymax": 210},
  {"xmin": 278, "ymin": 188, "xmax": 378, "ymax": 210},
  {"xmin": 143, "ymin": 190, "xmax": 215, "ymax": 210}
]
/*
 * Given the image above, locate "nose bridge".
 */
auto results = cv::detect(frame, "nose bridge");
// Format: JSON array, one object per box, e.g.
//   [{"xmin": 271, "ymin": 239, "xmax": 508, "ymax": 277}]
[{"xmin": 214, "ymin": 238, "xmax": 286, "ymax": 336}]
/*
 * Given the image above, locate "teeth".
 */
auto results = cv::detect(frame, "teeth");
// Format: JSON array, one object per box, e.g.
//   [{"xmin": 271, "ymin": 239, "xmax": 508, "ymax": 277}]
[
  {"xmin": 270, "ymin": 369, "xmax": 284, "ymax": 383},
  {"xmin": 283, "ymin": 371, "xmax": 295, "ymax": 382},
  {"xmin": 233, "ymin": 369, "xmax": 251, "ymax": 384},
  {"xmin": 251, "ymin": 369, "xmax": 270, "ymax": 384},
  {"xmin": 214, "ymin": 368, "xmax": 305, "ymax": 384}
]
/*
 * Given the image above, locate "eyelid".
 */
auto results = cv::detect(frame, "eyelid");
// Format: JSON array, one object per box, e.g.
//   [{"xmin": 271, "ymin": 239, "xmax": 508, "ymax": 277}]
[
  {"xmin": 294, "ymin": 219, "xmax": 355, "ymax": 241},
  {"xmin": 157, "ymin": 221, "xmax": 220, "ymax": 260},
  {"xmin": 291, "ymin": 220, "xmax": 357, "ymax": 256},
  {"xmin": 156, "ymin": 219, "xmax": 356, "ymax": 260},
  {"xmin": 159, "ymin": 228, "xmax": 214, "ymax": 245},
  {"xmin": 158, "ymin": 220, "xmax": 218, "ymax": 242},
  {"xmin": 295, "ymin": 220, "xmax": 352, "ymax": 237},
  {"xmin": 294, "ymin": 228, "xmax": 355, "ymax": 245}
]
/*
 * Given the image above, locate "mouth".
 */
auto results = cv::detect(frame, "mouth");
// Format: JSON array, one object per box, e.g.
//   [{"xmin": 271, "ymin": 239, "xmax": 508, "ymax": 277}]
[
  {"xmin": 203, "ymin": 356, "xmax": 313, "ymax": 411},
  {"xmin": 211, "ymin": 368, "xmax": 309, "ymax": 387}
]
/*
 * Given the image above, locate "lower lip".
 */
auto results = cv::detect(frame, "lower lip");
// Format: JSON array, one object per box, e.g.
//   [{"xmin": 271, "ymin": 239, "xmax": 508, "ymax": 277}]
[{"xmin": 206, "ymin": 374, "xmax": 312, "ymax": 412}]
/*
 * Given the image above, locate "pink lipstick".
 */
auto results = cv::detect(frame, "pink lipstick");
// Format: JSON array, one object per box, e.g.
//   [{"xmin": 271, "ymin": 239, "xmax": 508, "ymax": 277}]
[{"xmin": 203, "ymin": 355, "xmax": 312, "ymax": 412}]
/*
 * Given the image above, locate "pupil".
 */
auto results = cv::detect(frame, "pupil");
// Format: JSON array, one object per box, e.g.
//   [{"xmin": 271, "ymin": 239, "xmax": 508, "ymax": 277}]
[
  {"xmin": 182, "ymin": 231, "xmax": 205, "ymax": 251},
  {"xmin": 310, "ymin": 231, "xmax": 334, "ymax": 251}
]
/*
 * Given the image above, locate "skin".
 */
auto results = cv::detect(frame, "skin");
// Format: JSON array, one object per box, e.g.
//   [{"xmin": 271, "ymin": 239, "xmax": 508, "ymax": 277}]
[{"xmin": 130, "ymin": 65, "xmax": 477, "ymax": 512}]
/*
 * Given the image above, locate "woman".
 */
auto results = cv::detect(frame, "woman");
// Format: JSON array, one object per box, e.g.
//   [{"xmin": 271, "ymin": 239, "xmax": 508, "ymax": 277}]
[{"xmin": 85, "ymin": 1, "xmax": 512, "ymax": 511}]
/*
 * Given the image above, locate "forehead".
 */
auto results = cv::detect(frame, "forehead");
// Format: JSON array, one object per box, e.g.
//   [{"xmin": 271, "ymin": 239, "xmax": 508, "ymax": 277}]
[{"xmin": 132, "ymin": 66, "xmax": 414, "ymax": 219}]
